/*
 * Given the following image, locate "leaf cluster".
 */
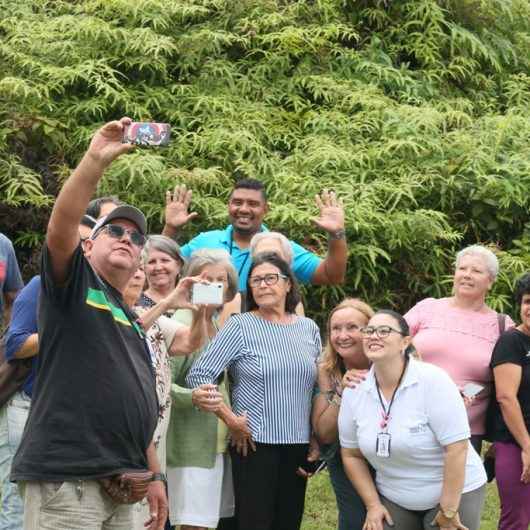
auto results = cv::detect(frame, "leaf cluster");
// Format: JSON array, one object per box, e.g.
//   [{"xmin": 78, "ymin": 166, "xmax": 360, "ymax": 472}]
[{"xmin": 1, "ymin": 0, "xmax": 529, "ymax": 323}]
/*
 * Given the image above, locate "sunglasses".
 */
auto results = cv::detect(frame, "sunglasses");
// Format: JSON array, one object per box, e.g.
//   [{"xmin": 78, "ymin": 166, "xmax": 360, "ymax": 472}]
[{"xmin": 95, "ymin": 224, "xmax": 146, "ymax": 247}]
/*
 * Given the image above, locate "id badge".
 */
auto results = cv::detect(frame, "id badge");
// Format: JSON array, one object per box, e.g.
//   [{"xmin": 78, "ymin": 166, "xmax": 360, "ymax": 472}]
[{"xmin": 376, "ymin": 432, "xmax": 391, "ymax": 458}]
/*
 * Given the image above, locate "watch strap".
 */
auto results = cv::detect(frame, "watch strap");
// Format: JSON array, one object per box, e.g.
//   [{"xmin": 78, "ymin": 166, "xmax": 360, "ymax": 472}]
[
  {"xmin": 151, "ymin": 472, "xmax": 167, "ymax": 484},
  {"xmin": 328, "ymin": 229, "xmax": 346, "ymax": 240}
]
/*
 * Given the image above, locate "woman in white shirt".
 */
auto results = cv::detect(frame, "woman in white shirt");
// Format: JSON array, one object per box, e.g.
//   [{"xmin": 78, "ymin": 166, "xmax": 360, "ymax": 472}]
[{"xmin": 338, "ymin": 309, "xmax": 487, "ymax": 530}]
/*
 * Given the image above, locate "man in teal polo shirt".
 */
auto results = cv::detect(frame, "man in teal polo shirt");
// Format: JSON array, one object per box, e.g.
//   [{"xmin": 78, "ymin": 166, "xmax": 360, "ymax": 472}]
[{"xmin": 162, "ymin": 179, "xmax": 347, "ymax": 291}]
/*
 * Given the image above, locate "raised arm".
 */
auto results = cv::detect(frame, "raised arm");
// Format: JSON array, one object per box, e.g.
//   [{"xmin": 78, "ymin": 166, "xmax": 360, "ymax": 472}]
[
  {"xmin": 161, "ymin": 184, "xmax": 198, "ymax": 240},
  {"xmin": 137, "ymin": 276, "xmax": 200, "ymax": 330},
  {"xmin": 167, "ymin": 307, "xmax": 208, "ymax": 356},
  {"xmin": 311, "ymin": 190, "xmax": 347, "ymax": 285},
  {"xmin": 46, "ymin": 118, "xmax": 134, "ymax": 284}
]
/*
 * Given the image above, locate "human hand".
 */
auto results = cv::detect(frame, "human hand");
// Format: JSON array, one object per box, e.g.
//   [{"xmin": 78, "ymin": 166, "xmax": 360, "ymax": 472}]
[
  {"xmin": 297, "ymin": 435, "xmax": 321, "ymax": 478},
  {"xmin": 430, "ymin": 510, "xmax": 468, "ymax": 529},
  {"xmin": 313, "ymin": 190, "xmax": 345, "ymax": 235},
  {"xmin": 144, "ymin": 480, "xmax": 168, "ymax": 530},
  {"xmin": 363, "ymin": 503, "xmax": 394, "ymax": 530},
  {"xmin": 521, "ymin": 447, "xmax": 530, "ymax": 484},
  {"xmin": 163, "ymin": 275, "xmax": 208, "ymax": 311},
  {"xmin": 342, "ymin": 369, "xmax": 368, "ymax": 389},
  {"xmin": 86, "ymin": 117, "xmax": 135, "ymax": 168},
  {"xmin": 229, "ymin": 412, "xmax": 256, "ymax": 457},
  {"xmin": 164, "ymin": 184, "xmax": 198, "ymax": 229},
  {"xmin": 191, "ymin": 384, "xmax": 223, "ymax": 412}
]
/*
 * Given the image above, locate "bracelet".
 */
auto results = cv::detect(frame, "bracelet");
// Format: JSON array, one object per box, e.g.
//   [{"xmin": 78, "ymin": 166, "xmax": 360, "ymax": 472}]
[
  {"xmin": 328, "ymin": 229, "xmax": 346, "ymax": 240},
  {"xmin": 150, "ymin": 472, "xmax": 167, "ymax": 484},
  {"xmin": 326, "ymin": 391, "xmax": 341, "ymax": 407}
]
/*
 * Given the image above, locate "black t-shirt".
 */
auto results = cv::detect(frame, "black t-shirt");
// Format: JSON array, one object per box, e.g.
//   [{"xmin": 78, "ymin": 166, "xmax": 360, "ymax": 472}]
[
  {"xmin": 489, "ymin": 328, "xmax": 530, "ymax": 444},
  {"xmin": 11, "ymin": 245, "xmax": 158, "ymax": 481}
]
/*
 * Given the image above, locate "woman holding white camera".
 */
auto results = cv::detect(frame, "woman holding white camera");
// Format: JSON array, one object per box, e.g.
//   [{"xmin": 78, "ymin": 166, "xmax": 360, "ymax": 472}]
[{"xmin": 166, "ymin": 249, "xmax": 243, "ymax": 530}]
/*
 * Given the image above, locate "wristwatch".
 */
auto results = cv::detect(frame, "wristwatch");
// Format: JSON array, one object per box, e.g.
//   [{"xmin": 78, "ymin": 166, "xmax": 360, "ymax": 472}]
[
  {"xmin": 151, "ymin": 472, "xmax": 167, "ymax": 484},
  {"xmin": 441, "ymin": 508, "xmax": 457, "ymax": 520},
  {"xmin": 326, "ymin": 391, "xmax": 342, "ymax": 407},
  {"xmin": 328, "ymin": 229, "xmax": 346, "ymax": 240}
]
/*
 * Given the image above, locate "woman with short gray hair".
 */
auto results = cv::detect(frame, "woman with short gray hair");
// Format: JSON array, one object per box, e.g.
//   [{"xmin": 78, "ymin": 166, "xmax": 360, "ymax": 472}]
[
  {"xmin": 405, "ymin": 244, "xmax": 514, "ymax": 454},
  {"xmin": 166, "ymin": 249, "xmax": 243, "ymax": 530},
  {"xmin": 250, "ymin": 232, "xmax": 294, "ymax": 265},
  {"xmin": 140, "ymin": 235, "xmax": 185, "ymax": 313}
]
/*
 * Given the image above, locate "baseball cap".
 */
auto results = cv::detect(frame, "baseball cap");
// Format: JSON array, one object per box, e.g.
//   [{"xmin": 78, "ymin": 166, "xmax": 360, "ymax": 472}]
[{"xmin": 90, "ymin": 205, "xmax": 147, "ymax": 239}]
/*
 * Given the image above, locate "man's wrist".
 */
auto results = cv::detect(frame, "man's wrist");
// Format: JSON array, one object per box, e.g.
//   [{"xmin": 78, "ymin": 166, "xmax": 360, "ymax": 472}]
[
  {"xmin": 83, "ymin": 151, "xmax": 110, "ymax": 173},
  {"xmin": 150, "ymin": 472, "xmax": 167, "ymax": 484},
  {"xmin": 161, "ymin": 223, "xmax": 180, "ymax": 241},
  {"xmin": 328, "ymin": 229, "xmax": 346, "ymax": 240}
]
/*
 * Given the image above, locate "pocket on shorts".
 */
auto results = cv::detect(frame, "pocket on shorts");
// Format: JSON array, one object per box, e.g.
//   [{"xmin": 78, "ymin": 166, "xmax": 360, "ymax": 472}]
[{"xmin": 40, "ymin": 481, "xmax": 69, "ymax": 509}]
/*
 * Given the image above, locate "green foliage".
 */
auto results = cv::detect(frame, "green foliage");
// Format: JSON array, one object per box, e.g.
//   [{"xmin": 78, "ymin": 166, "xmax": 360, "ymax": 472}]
[{"xmin": 1, "ymin": 0, "xmax": 530, "ymax": 323}]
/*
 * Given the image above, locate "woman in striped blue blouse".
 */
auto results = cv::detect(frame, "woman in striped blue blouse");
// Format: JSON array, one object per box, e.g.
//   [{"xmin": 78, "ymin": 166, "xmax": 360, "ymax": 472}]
[{"xmin": 187, "ymin": 252, "xmax": 321, "ymax": 530}]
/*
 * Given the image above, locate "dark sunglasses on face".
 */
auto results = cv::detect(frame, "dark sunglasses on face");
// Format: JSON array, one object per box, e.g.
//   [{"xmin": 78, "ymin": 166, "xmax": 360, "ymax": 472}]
[
  {"xmin": 360, "ymin": 325, "xmax": 405, "ymax": 339},
  {"xmin": 95, "ymin": 224, "xmax": 146, "ymax": 247},
  {"xmin": 249, "ymin": 272, "xmax": 288, "ymax": 288}
]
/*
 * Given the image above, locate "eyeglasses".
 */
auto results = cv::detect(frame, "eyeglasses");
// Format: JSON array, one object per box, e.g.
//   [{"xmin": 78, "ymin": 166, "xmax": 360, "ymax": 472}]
[
  {"xmin": 95, "ymin": 224, "xmax": 146, "ymax": 247},
  {"xmin": 249, "ymin": 273, "xmax": 288, "ymax": 288},
  {"xmin": 360, "ymin": 325, "xmax": 405, "ymax": 339}
]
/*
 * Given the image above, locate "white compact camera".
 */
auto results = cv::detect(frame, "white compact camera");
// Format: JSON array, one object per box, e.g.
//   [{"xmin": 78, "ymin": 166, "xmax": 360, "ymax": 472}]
[{"xmin": 191, "ymin": 282, "xmax": 224, "ymax": 305}]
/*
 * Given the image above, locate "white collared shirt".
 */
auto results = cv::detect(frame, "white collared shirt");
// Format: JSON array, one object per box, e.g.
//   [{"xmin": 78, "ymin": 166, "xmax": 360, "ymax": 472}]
[{"xmin": 338, "ymin": 358, "xmax": 486, "ymax": 510}]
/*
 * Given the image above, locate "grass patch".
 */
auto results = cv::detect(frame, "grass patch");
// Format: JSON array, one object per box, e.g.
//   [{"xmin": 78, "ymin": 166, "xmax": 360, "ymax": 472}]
[{"xmin": 302, "ymin": 471, "xmax": 500, "ymax": 529}]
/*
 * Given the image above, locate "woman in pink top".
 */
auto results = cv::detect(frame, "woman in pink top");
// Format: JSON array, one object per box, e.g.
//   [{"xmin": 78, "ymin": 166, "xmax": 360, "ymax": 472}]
[{"xmin": 405, "ymin": 245, "xmax": 514, "ymax": 454}]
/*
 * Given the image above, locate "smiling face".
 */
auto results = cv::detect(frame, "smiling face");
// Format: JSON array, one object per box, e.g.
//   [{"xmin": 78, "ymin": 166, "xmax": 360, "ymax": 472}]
[
  {"xmin": 249, "ymin": 262, "xmax": 290, "ymax": 310},
  {"xmin": 84, "ymin": 218, "xmax": 143, "ymax": 284},
  {"xmin": 330, "ymin": 307, "xmax": 370, "ymax": 369},
  {"xmin": 228, "ymin": 188, "xmax": 268, "ymax": 236},
  {"xmin": 362, "ymin": 313, "xmax": 410, "ymax": 364},
  {"xmin": 453, "ymin": 253, "xmax": 493, "ymax": 301},
  {"xmin": 144, "ymin": 249, "xmax": 182, "ymax": 294}
]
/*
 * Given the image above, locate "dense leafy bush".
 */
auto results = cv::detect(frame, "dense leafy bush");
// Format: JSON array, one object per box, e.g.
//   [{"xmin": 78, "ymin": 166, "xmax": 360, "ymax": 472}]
[{"xmin": 1, "ymin": 0, "xmax": 529, "ymax": 323}]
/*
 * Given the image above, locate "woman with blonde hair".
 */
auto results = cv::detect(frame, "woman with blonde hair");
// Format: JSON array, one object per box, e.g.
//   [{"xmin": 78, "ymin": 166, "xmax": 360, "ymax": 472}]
[{"xmin": 312, "ymin": 298, "xmax": 374, "ymax": 530}]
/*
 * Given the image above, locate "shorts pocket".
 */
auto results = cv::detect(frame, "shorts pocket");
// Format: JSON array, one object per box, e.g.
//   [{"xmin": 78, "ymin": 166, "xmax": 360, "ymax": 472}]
[{"xmin": 40, "ymin": 481, "xmax": 70, "ymax": 509}]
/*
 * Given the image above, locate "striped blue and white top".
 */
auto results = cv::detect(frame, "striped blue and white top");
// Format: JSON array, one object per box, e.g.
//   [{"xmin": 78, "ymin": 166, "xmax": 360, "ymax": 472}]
[{"xmin": 186, "ymin": 312, "xmax": 321, "ymax": 444}]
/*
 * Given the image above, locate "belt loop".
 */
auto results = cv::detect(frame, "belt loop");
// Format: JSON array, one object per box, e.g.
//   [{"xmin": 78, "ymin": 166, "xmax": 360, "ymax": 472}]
[{"xmin": 75, "ymin": 480, "xmax": 83, "ymax": 501}]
